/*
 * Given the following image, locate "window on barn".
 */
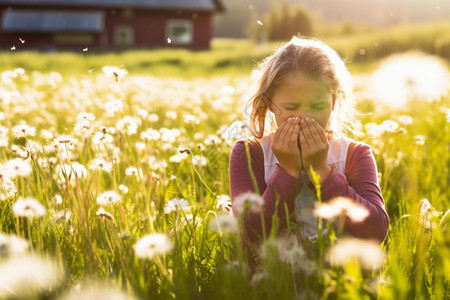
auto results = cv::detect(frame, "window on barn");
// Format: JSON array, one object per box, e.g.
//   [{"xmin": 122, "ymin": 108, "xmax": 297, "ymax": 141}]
[
  {"xmin": 166, "ymin": 20, "xmax": 193, "ymax": 45},
  {"xmin": 114, "ymin": 26, "xmax": 134, "ymax": 46}
]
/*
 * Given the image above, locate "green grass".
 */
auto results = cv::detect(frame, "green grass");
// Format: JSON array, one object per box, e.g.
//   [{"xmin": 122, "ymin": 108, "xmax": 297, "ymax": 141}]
[
  {"xmin": 3, "ymin": 21, "xmax": 450, "ymax": 78},
  {"xmin": 0, "ymin": 62, "xmax": 449, "ymax": 299}
]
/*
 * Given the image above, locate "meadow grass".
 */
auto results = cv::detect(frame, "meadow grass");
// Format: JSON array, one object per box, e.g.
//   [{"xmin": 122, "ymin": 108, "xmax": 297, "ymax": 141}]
[
  {"xmin": 0, "ymin": 63, "xmax": 449, "ymax": 299},
  {"xmin": 2, "ymin": 21, "xmax": 450, "ymax": 78}
]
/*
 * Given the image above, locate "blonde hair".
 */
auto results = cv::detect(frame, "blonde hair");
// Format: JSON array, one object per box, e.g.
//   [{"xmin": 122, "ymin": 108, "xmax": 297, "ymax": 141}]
[{"xmin": 246, "ymin": 36, "xmax": 361, "ymax": 139}]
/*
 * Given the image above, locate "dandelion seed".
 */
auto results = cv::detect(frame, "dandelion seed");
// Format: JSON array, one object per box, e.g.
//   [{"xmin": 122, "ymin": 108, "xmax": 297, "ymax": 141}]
[
  {"xmin": 148, "ymin": 113, "xmax": 159, "ymax": 122},
  {"xmin": 12, "ymin": 122, "xmax": 36, "ymax": 138},
  {"xmin": 96, "ymin": 207, "xmax": 114, "ymax": 220},
  {"xmin": 19, "ymin": 38, "xmax": 25, "ymax": 44},
  {"xmin": 125, "ymin": 166, "xmax": 143, "ymax": 178},
  {"xmin": 208, "ymin": 214, "xmax": 238, "ymax": 233},
  {"xmin": 10, "ymin": 45, "xmax": 15, "ymax": 51},
  {"xmin": 257, "ymin": 20, "xmax": 263, "ymax": 25},
  {"xmin": 164, "ymin": 198, "xmax": 191, "ymax": 214},
  {"xmin": 56, "ymin": 163, "xmax": 87, "ymax": 185},
  {"xmin": 74, "ymin": 119, "xmax": 93, "ymax": 137},
  {"xmin": 397, "ymin": 115, "xmax": 413, "ymax": 125},
  {"xmin": 169, "ymin": 152, "xmax": 188, "ymax": 163},
  {"xmin": 0, "ymin": 126, "xmax": 8, "ymax": 147},
  {"xmin": 12, "ymin": 197, "xmax": 46, "ymax": 219},
  {"xmin": 327, "ymin": 238, "xmax": 385, "ymax": 270},
  {"xmin": 83, "ymin": 47, "xmax": 88, "ymax": 52},
  {"xmin": 165, "ymin": 110, "xmax": 177, "ymax": 119},
  {"xmin": 379, "ymin": 120, "xmax": 399, "ymax": 133},
  {"xmin": 167, "ymin": 37, "xmax": 172, "ymax": 44},
  {"xmin": 134, "ymin": 233, "xmax": 173, "ymax": 259},
  {"xmin": 102, "ymin": 66, "xmax": 127, "ymax": 82},
  {"xmin": 183, "ymin": 114, "xmax": 199, "ymax": 124},
  {"xmin": 178, "ymin": 213, "xmax": 202, "ymax": 228},
  {"xmin": 141, "ymin": 128, "xmax": 161, "ymax": 141},
  {"xmin": 88, "ymin": 158, "xmax": 113, "ymax": 172},
  {"xmin": 96, "ymin": 191, "xmax": 121, "ymax": 206},
  {"xmin": 105, "ymin": 99, "xmax": 124, "ymax": 115},
  {"xmin": 118, "ymin": 184, "xmax": 128, "ymax": 194},
  {"xmin": 92, "ymin": 132, "xmax": 113, "ymax": 144},
  {"xmin": 233, "ymin": 192, "xmax": 263, "ymax": 214},
  {"xmin": 4, "ymin": 158, "xmax": 32, "ymax": 179},
  {"xmin": 88, "ymin": 68, "xmax": 95, "ymax": 73},
  {"xmin": 0, "ymin": 234, "xmax": 29, "ymax": 258},
  {"xmin": 314, "ymin": 197, "xmax": 369, "ymax": 223},
  {"xmin": 160, "ymin": 128, "xmax": 179, "ymax": 143},
  {"xmin": 53, "ymin": 134, "xmax": 78, "ymax": 146},
  {"xmin": 77, "ymin": 112, "xmax": 95, "ymax": 122},
  {"xmin": 216, "ymin": 195, "xmax": 232, "ymax": 212},
  {"xmin": 0, "ymin": 255, "xmax": 63, "ymax": 298}
]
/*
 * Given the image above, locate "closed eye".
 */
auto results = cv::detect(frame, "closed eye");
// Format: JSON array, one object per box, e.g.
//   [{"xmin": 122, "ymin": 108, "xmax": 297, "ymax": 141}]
[{"xmin": 310, "ymin": 103, "xmax": 329, "ymax": 110}]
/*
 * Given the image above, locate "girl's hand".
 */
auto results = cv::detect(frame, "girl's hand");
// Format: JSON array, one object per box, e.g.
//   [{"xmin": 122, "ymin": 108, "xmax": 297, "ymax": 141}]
[
  {"xmin": 299, "ymin": 117, "xmax": 331, "ymax": 183},
  {"xmin": 272, "ymin": 116, "xmax": 303, "ymax": 179}
]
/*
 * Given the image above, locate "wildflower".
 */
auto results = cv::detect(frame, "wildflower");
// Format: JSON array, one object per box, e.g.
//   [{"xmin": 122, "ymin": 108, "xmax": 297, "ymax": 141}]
[
  {"xmin": 148, "ymin": 113, "xmax": 159, "ymax": 122},
  {"xmin": 233, "ymin": 192, "xmax": 263, "ymax": 214},
  {"xmin": 379, "ymin": 120, "xmax": 399, "ymax": 133},
  {"xmin": 118, "ymin": 184, "xmax": 128, "ymax": 194},
  {"xmin": 0, "ymin": 255, "xmax": 63, "ymax": 298},
  {"xmin": 4, "ymin": 158, "xmax": 32, "ymax": 178},
  {"xmin": 364, "ymin": 122, "xmax": 383, "ymax": 138},
  {"xmin": 192, "ymin": 155, "xmax": 207, "ymax": 166},
  {"xmin": 414, "ymin": 135, "xmax": 426, "ymax": 145},
  {"xmin": 138, "ymin": 109, "xmax": 148, "ymax": 118},
  {"xmin": 164, "ymin": 198, "xmax": 191, "ymax": 214},
  {"xmin": 96, "ymin": 207, "xmax": 114, "ymax": 220},
  {"xmin": 148, "ymin": 156, "xmax": 167, "ymax": 171},
  {"xmin": 136, "ymin": 142, "xmax": 145, "ymax": 151},
  {"xmin": 177, "ymin": 213, "xmax": 202, "ymax": 228},
  {"xmin": 0, "ymin": 233, "xmax": 29, "ymax": 258},
  {"xmin": 74, "ymin": 119, "xmax": 93, "ymax": 137},
  {"xmin": 169, "ymin": 153, "xmax": 188, "ymax": 163},
  {"xmin": 102, "ymin": 66, "xmax": 127, "ymax": 82},
  {"xmin": 88, "ymin": 158, "xmax": 113, "ymax": 172},
  {"xmin": 397, "ymin": 115, "xmax": 413, "ymax": 125},
  {"xmin": 204, "ymin": 134, "xmax": 222, "ymax": 145},
  {"xmin": 165, "ymin": 110, "xmax": 177, "ymax": 119},
  {"xmin": 12, "ymin": 122, "xmax": 36, "ymax": 139},
  {"xmin": 314, "ymin": 197, "xmax": 369, "ymax": 223},
  {"xmin": 141, "ymin": 128, "xmax": 161, "ymax": 141},
  {"xmin": 77, "ymin": 112, "xmax": 96, "ymax": 122},
  {"xmin": 208, "ymin": 214, "xmax": 238, "ymax": 233},
  {"xmin": 116, "ymin": 116, "xmax": 140, "ymax": 135},
  {"xmin": 96, "ymin": 191, "xmax": 121, "ymax": 206},
  {"xmin": 53, "ymin": 194, "xmax": 63, "ymax": 205},
  {"xmin": 134, "ymin": 233, "xmax": 173, "ymax": 259},
  {"xmin": 183, "ymin": 114, "xmax": 200, "ymax": 124},
  {"xmin": 125, "ymin": 167, "xmax": 143, "ymax": 178},
  {"xmin": 12, "ymin": 197, "xmax": 46, "ymax": 219},
  {"xmin": 327, "ymin": 238, "xmax": 385, "ymax": 270},
  {"xmin": 160, "ymin": 128, "xmax": 180, "ymax": 143},
  {"xmin": 92, "ymin": 131, "xmax": 113, "ymax": 144},
  {"xmin": 55, "ymin": 162, "xmax": 86, "ymax": 183},
  {"xmin": 216, "ymin": 195, "xmax": 232, "ymax": 212},
  {"xmin": 105, "ymin": 99, "xmax": 123, "ymax": 115}
]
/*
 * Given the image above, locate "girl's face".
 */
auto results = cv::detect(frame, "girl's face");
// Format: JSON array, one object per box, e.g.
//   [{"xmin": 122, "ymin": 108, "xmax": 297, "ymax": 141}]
[{"xmin": 269, "ymin": 72, "xmax": 334, "ymax": 130}]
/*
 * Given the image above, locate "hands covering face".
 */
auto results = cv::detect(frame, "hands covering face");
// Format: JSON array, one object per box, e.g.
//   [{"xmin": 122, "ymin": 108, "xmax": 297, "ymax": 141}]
[{"xmin": 271, "ymin": 116, "xmax": 329, "ymax": 179}]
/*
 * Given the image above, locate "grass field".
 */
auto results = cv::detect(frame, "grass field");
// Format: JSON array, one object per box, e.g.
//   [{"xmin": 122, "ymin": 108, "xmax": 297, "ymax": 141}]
[{"xmin": 0, "ymin": 28, "xmax": 450, "ymax": 299}]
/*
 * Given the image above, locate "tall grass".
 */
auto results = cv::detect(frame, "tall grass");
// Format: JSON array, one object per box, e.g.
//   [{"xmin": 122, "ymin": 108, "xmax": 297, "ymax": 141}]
[{"xmin": 0, "ymin": 65, "xmax": 449, "ymax": 299}]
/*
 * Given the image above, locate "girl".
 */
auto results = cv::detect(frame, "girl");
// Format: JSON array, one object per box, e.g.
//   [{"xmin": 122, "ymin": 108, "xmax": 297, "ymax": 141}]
[{"xmin": 229, "ymin": 36, "xmax": 389, "ymax": 260}]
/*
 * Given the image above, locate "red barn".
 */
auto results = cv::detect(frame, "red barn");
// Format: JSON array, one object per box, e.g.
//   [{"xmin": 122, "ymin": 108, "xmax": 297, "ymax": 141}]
[{"xmin": 0, "ymin": 0, "xmax": 224, "ymax": 50}]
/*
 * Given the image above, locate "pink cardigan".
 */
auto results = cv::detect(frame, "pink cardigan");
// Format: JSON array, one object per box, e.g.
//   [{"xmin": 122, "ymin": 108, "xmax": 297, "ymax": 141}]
[{"xmin": 229, "ymin": 139, "xmax": 389, "ymax": 247}]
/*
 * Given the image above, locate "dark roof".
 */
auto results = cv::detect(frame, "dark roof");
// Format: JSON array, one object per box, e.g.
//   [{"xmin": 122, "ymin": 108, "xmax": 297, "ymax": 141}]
[
  {"xmin": 3, "ymin": 10, "xmax": 104, "ymax": 32},
  {"xmin": 0, "ymin": 0, "xmax": 224, "ymax": 12}
]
